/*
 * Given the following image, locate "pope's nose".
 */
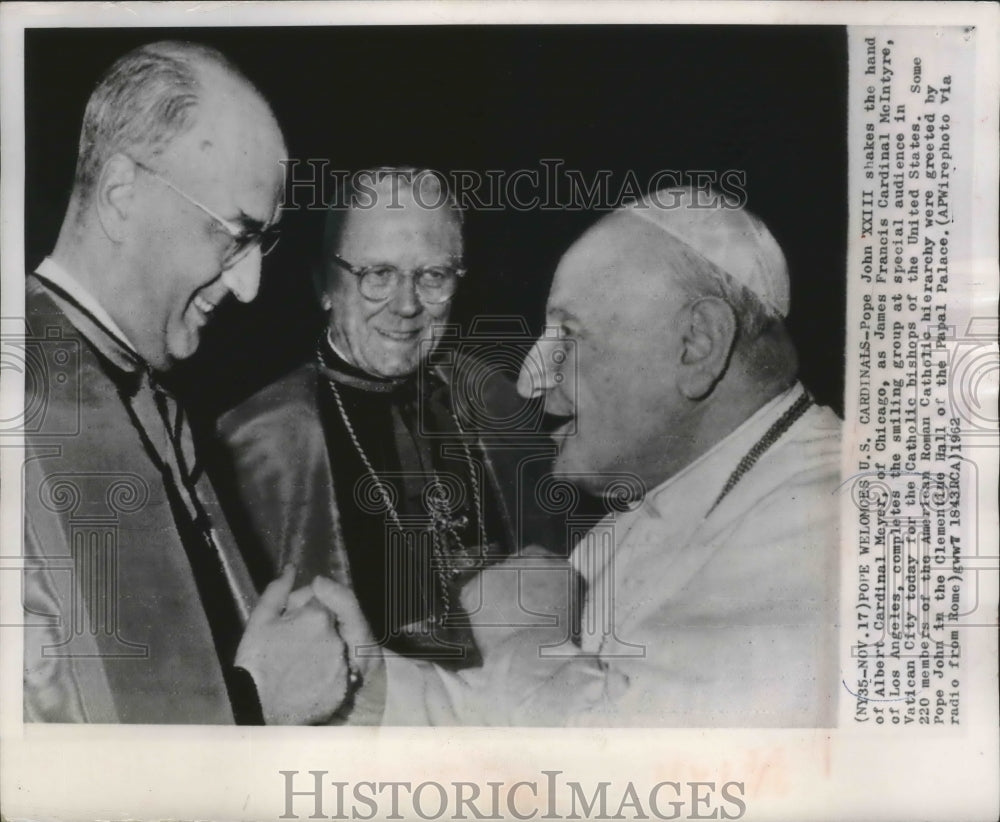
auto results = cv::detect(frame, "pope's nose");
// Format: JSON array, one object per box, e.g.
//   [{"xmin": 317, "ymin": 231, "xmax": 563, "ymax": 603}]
[{"xmin": 517, "ymin": 328, "xmax": 565, "ymax": 399}]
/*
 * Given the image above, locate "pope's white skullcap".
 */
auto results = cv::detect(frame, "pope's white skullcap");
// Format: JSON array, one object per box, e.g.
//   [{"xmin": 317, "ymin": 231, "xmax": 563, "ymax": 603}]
[{"xmin": 622, "ymin": 187, "xmax": 790, "ymax": 318}]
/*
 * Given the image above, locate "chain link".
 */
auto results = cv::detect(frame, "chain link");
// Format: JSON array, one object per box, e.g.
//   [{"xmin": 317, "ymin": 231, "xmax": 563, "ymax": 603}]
[{"xmin": 323, "ymin": 369, "xmax": 485, "ymax": 622}]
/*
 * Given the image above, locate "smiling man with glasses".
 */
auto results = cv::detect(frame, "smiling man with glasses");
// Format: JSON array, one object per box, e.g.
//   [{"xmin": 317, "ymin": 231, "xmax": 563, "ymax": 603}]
[
  {"xmin": 130, "ymin": 156, "xmax": 282, "ymax": 269},
  {"xmin": 216, "ymin": 168, "xmax": 554, "ymax": 688},
  {"xmin": 311, "ymin": 187, "xmax": 842, "ymax": 728},
  {"xmin": 24, "ymin": 41, "xmax": 355, "ymax": 726}
]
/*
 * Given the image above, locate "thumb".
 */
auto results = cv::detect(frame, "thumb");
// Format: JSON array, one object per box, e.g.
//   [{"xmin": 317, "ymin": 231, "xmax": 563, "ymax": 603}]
[
  {"xmin": 285, "ymin": 585, "xmax": 317, "ymax": 613},
  {"xmin": 251, "ymin": 564, "xmax": 297, "ymax": 623},
  {"xmin": 311, "ymin": 576, "xmax": 372, "ymax": 660}
]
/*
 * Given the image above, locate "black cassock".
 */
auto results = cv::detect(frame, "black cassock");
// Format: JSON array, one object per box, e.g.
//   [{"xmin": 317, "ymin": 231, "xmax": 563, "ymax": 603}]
[
  {"xmin": 315, "ymin": 341, "xmax": 513, "ymax": 666},
  {"xmin": 214, "ymin": 335, "xmax": 556, "ymax": 670}
]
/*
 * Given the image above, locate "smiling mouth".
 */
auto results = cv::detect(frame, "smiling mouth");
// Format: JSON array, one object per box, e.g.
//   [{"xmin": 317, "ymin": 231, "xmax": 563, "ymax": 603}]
[
  {"xmin": 547, "ymin": 417, "xmax": 576, "ymax": 449},
  {"xmin": 375, "ymin": 328, "xmax": 421, "ymax": 342},
  {"xmin": 190, "ymin": 294, "xmax": 218, "ymax": 326},
  {"xmin": 193, "ymin": 294, "xmax": 216, "ymax": 315}
]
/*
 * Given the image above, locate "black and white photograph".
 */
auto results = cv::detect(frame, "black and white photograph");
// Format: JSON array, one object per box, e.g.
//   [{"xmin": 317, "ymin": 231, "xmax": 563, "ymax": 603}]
[{"xmin": 1, "ymin": 3, "xmax": 996, "ymax": 821}]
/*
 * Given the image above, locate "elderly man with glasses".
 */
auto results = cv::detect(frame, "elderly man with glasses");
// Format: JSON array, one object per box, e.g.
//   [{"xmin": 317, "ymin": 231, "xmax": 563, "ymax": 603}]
[
  {"xmin": 215, "ymin": 168, "xmax": 548, "ymax": 701},
  {"xmin": 23, "ymin": 41, "xmax": 352, "ymax": 725},
  {"xmin": 307, "ymin": 187, "xmax": 842, "ymax": 727}
]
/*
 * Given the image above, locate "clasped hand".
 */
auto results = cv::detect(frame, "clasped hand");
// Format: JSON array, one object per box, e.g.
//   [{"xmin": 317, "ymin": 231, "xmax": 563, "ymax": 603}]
[{"xmin": 235, "ymin": 565, "xmax": 377, "ymax": 725}]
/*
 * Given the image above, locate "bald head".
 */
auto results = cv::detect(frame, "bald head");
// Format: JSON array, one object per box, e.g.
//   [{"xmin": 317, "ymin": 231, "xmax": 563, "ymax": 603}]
[
  {"xmin": 152, "ymin": 58, "xmax": 286, "ymax": 220},
  {"xmin": 72, "ymin": 41, "xmax": 285, "ymax": 211},
  {"xmin": 53, "ymin": 41, "xmax": 287, "ymax": 371}
]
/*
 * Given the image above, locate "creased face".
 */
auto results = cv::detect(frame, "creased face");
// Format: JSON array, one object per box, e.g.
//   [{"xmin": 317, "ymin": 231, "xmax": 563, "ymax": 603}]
[
  {"xmin": 124, "ymin": 67, "xmax": 286, "ymax": 370},
  {"xmin": 518, "ymin": 213, "xmax": 692, "ymax": 494},
  {"xmin": 325, "ymin": 193, "xmax": 462, "ymax": 379}
]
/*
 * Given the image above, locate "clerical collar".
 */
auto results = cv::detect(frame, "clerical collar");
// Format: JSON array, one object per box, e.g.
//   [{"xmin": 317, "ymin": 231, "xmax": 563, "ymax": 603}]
[
  {"xmin": 35, "ymin": 257, "xmax": 138, "ymax": 355},
  {"xmin": 318, "ymin": 330, "xmax": 414, "ymax": 394},
  {"xmin": 642, "ymin": 383, "xmax": 809, "ymax": 518}
]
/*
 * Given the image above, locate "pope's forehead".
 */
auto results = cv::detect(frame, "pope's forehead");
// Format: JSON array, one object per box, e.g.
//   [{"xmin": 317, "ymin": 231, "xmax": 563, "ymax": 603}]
[{"xmin": 546, "ymin": 211, "xmax": 688, "ymax": 317}]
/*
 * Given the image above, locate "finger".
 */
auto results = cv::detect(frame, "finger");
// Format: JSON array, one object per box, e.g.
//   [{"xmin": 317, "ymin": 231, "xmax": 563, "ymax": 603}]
[
  {"xmin": 285, "ymin": 586, "xmax": 316, "ymax": 613},
  {"xmin": 252, "ymin": 564, "xmax": 297, "ymax": 621},
  {"xmin": 309, "ymin": 576, "xmax": 358, "ymax": 614},
  {"xmin": 311, "ymin": 576, "xmax": 370, "ymax": 653}
]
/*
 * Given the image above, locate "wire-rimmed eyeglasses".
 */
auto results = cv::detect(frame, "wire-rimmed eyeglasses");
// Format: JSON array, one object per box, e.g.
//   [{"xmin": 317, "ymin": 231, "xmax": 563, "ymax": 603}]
[{"xmin": 130, "ymin": 157, "xmax": 280, "ymax": 267}]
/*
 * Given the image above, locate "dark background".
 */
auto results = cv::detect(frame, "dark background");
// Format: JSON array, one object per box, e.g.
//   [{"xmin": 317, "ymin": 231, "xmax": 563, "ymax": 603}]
[{"xmin": 25, "ymin": 25, "xmax": 847, "ymax": 419}]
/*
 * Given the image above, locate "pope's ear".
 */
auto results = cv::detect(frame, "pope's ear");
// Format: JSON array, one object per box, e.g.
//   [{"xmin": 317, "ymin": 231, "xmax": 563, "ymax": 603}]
[
  {"xmin": 677, "ymin": 296, "xmax": 737, "ymax": 399},
  {"xmin": 93, "ymin": 153, "xmax": 139, "ymax": 243}
]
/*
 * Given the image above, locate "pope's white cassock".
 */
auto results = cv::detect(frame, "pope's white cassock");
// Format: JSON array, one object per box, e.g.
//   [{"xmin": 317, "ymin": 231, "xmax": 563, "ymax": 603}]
[{"xmin": 371, "ymin": 383, "xmax": 841, "ymax": 727}]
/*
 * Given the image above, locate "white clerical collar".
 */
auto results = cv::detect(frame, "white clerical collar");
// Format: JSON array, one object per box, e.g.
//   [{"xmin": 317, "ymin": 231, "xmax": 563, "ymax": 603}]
[
  {"xmin": 640, "ymin": 382, "xmax": 806, "ymax": 518},
  {"xmin": 35, "ymin": 257, "xmax": 137, "ymax": 353},
  {"xmin": 571, "ymin": 382, "xmax": 808, "ymax": 576}
]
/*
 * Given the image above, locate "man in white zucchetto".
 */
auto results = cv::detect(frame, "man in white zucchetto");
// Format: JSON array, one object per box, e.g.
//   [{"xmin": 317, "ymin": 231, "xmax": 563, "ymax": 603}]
[{"xmin": 319, "ymin": 186, "xmax": 842, "ymax": 727}]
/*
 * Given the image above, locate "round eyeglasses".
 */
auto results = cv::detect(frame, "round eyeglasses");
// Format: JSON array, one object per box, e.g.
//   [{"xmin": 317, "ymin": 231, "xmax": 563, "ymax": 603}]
[{"xmin": 330, "ymin": 253, "xmax": 466, "ymax": 305}]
